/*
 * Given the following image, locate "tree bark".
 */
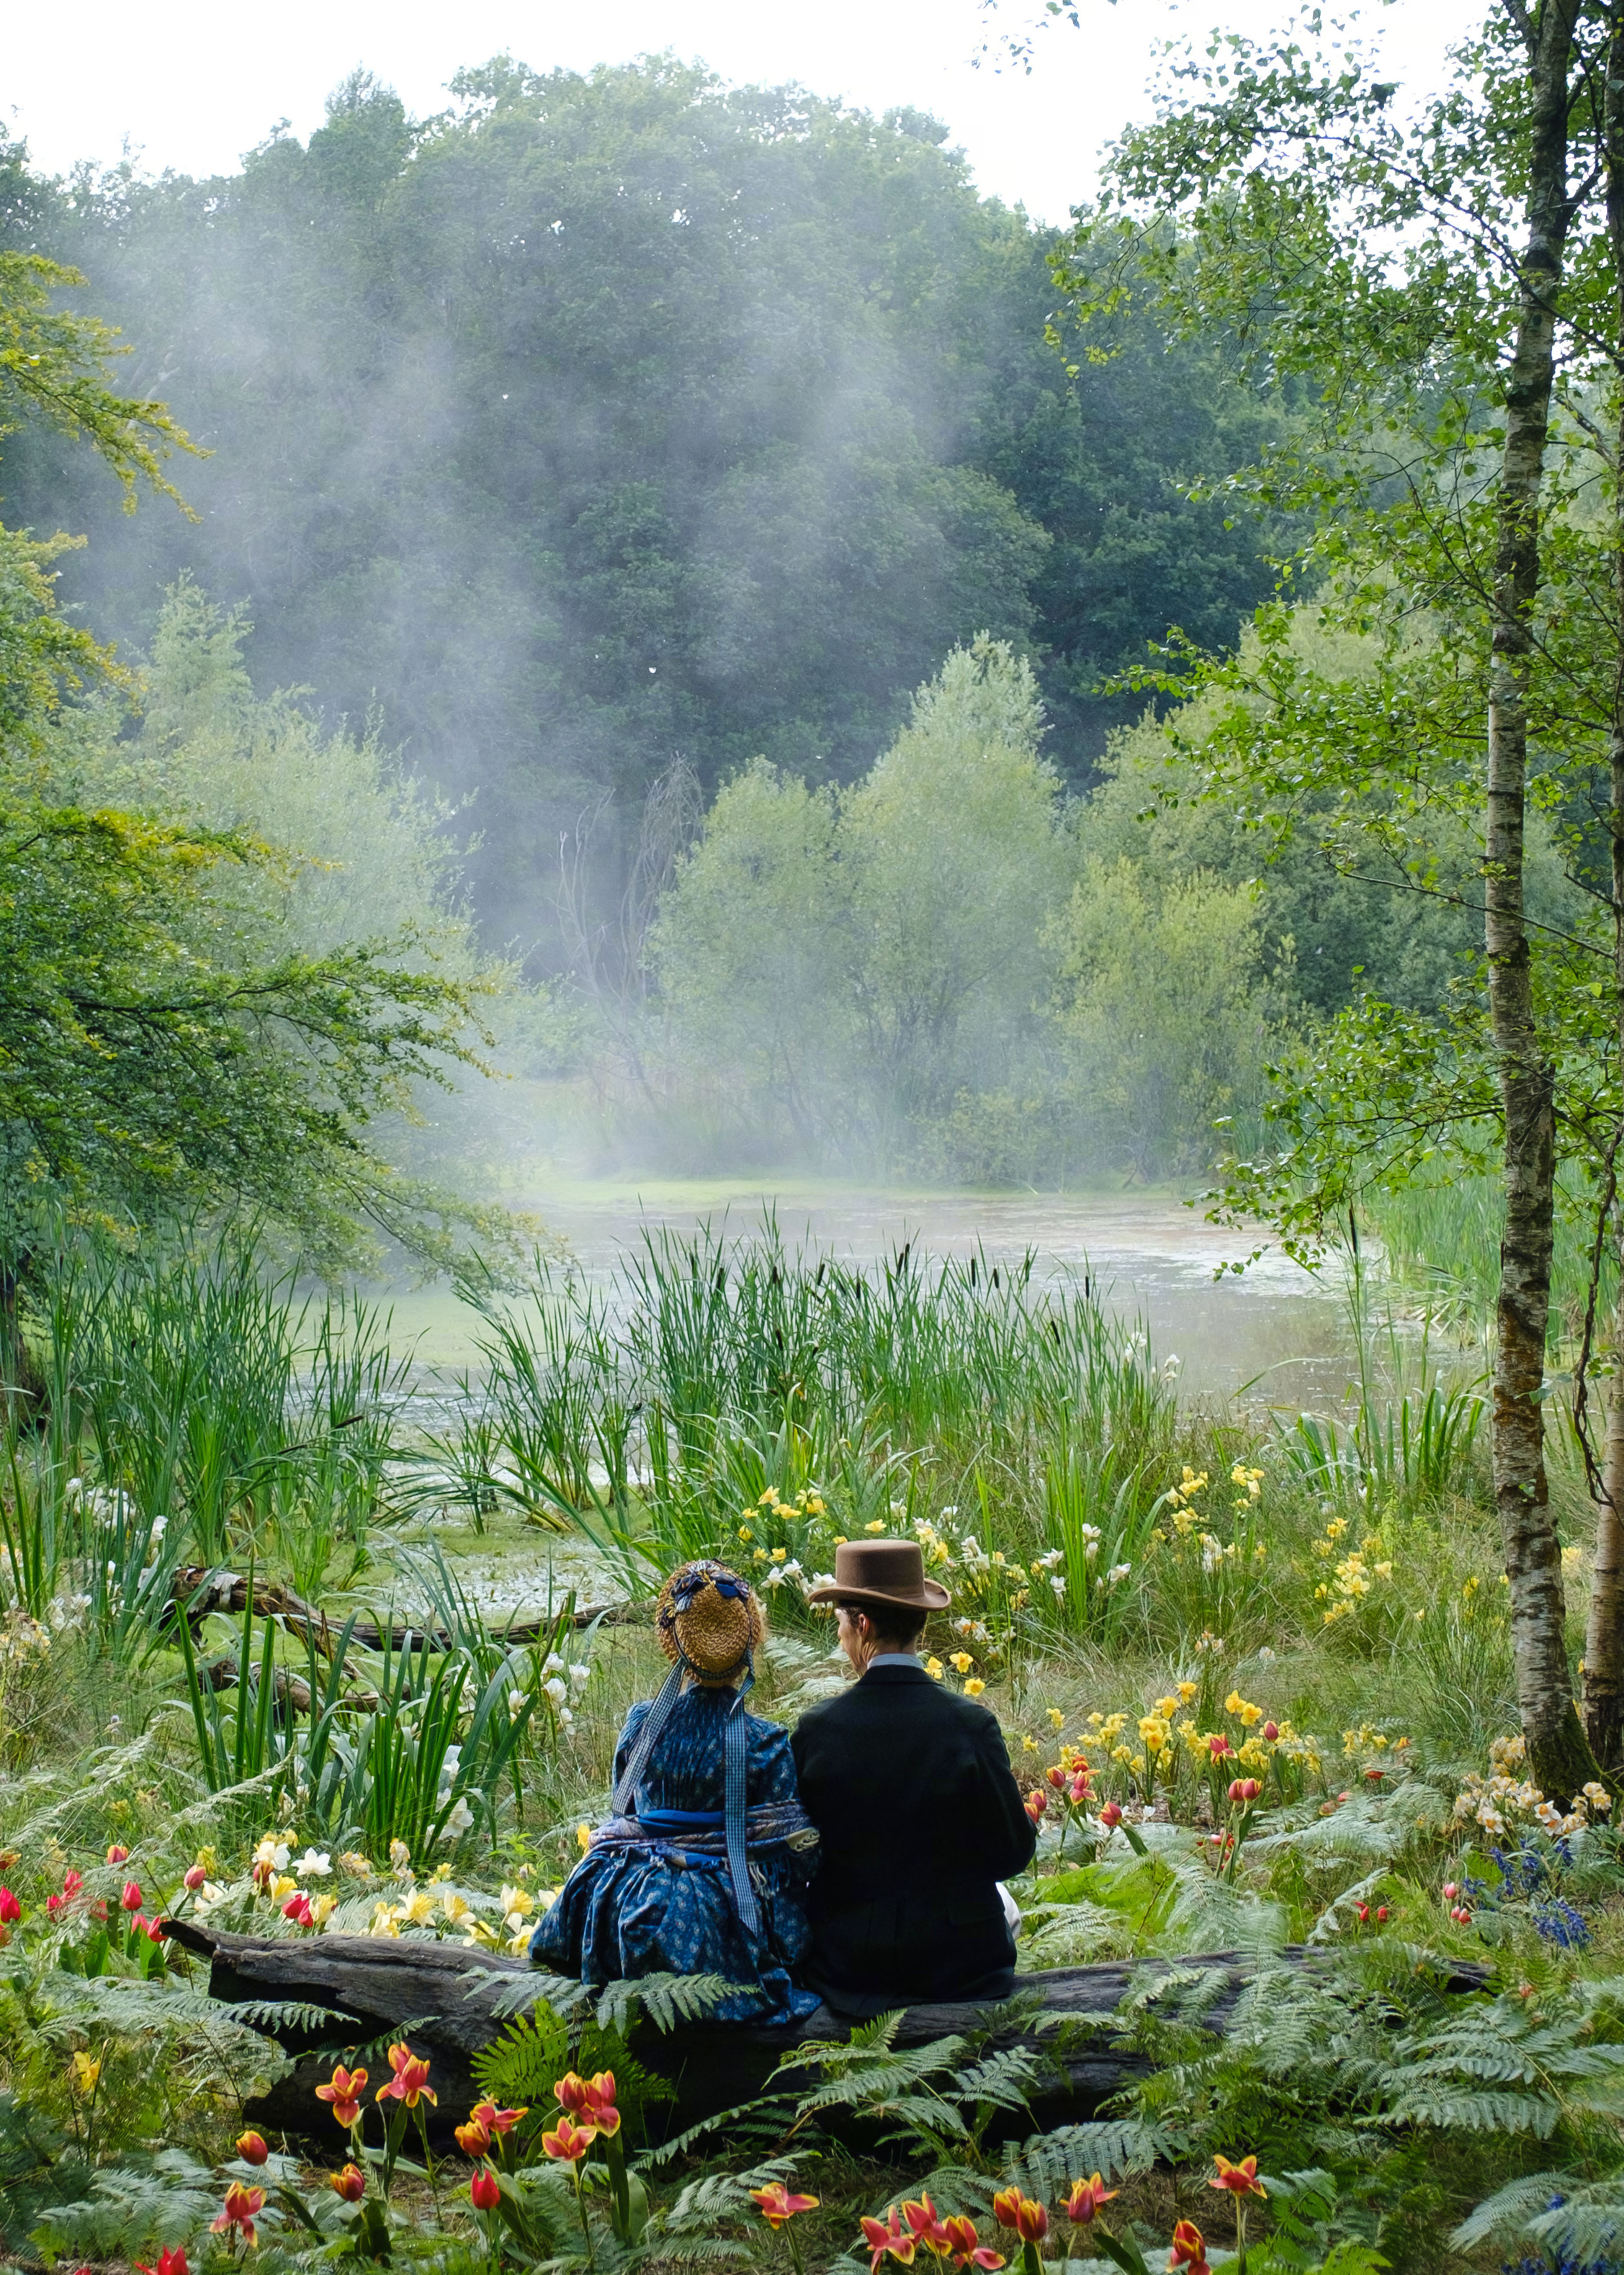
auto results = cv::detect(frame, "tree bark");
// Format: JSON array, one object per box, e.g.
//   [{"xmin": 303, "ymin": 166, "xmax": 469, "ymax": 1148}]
[
  {"xmin": 1491, "ymin": 0, "xmax": 1601, "ymax": 1802},
  {"xmin": 159, "ymin": 1921, "xmax": 1490, "ymax": 2145},
  {"xmin": 1582, "ymin": 6, "xmax": 1624, "ymax": 1775}
]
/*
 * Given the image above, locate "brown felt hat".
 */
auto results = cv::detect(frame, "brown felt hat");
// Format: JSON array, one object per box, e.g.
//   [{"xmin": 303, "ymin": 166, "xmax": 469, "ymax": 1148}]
[{"xmin": 805, "ymin": 1538, "xmax": 950, "ymax": 1617}]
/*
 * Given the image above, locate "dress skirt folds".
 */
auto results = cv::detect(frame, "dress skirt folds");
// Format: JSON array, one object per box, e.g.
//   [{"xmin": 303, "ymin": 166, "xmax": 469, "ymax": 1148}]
[{"xmin": 529, "ymin": 1685, "xmax": 823, "ymax": 2023}]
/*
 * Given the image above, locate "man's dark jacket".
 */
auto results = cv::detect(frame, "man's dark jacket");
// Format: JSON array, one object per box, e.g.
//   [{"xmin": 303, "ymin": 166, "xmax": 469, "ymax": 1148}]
[{"xmin": 790, "ymin": 1662, "xmax": 1036, "ymax": 2017}]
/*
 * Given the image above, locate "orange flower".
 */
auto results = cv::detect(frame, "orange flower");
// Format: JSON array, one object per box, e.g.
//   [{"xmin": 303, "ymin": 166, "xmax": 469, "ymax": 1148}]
[
  {"xmin": 455, "ymin": 2115, "xmax": 492, "ymax": 2158},
  {"xmin": 235, "ymin": 2130, "xmax": 269, "ymax": 2166},
  {"xmin": 903, "ymin": 2193, "xmax": 951, "ymax": 2253},
  {"xmin": 860, "ymin": 2207, "xmax": 917, "ymax": 2271},
  {"xmin": 751, "ymin": 2181, "xmax": 820, "ymax": 2228},
  {"xmin": 541, "ymin": 2115, "xmax": 595, "ymax": 2162},
  {"xmin": 1209, "ymin": 2154, "xmax": 1267, "ymax": 2199},
  {"xmin": 1063, "ymin": 2174, "xmax": 1118, "ymax": 2225},
  {"xmin": 315, "ymin": 2064, "xmax": 368, "ymax": 2127},
  {"xmin": 1024, "ymin": 1789, "xmax": 1048, "ymax": 1822},
  {"xmin": 555, "ymin": 2069, "xmax": 618, "ymax": 2137},
  {"xmin": 941, "ymin": 2215, "xmax": 1005, "ymax": 2269},
  {"xmin": 330, "ymin": 2165, "xmax": 366, "ymax": 2203},
  {"xmin": 375, "ymin": 2043, "xmax": 436, "ymax": 2109},
  {"xmin": 211, "ymin": 2182, "xmax": 266, "ymax": 2247}
]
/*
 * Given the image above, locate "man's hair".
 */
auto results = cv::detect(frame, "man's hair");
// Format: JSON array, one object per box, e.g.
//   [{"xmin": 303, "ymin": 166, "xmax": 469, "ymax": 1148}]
[{"xmin": 838, "ymin": 1600, "xmax": 927, "ymax": 1652}]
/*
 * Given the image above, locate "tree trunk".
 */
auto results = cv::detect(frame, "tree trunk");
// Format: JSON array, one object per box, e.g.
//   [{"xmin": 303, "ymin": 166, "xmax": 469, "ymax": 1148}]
[
  {"xmin": 159, "ymin": 1921, "xmax": 1491, "ymax": 2145},
  {"xmin": 1490, "ymin": 0, "xmax": 1600, "ymax": 1802},
  {"xmin": 1582, "ymin": 7, "xmax": 1624, "ymax": 1774}
]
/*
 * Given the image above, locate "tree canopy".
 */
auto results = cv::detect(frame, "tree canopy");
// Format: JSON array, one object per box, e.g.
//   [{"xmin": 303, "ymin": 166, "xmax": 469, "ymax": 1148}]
[{"xmin": 0, "ymin": 62, "xmax": 1286, "ymax": 937}]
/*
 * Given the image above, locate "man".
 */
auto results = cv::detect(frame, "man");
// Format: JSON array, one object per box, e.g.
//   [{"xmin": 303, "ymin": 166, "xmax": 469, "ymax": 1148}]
[{"xmin": 792, "ymin": 1538, "xmax": 1036, "ymax": 2016}]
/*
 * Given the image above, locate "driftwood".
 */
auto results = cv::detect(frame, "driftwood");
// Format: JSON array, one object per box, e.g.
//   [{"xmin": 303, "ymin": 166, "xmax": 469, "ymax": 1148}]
[
  {"xmin": 167, "ymin": 1568, "xmax": 642, "ymax": 1657},
  {"xmin": 163, "ymin": 1919, "xmax": 1492, "ymax": 2144}
]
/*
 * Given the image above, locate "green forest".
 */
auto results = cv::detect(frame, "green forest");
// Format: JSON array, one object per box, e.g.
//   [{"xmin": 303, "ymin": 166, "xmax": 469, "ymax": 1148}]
[{"xmin": 16, "ymin": 4, "xmax": 1624, "ymax": 2274}]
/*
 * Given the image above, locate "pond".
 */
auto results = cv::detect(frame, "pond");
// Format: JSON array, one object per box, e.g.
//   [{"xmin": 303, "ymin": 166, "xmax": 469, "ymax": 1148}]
[{"xmin": 382, "ymin": 1180, "xmax": 1359, "ymax": 1412}]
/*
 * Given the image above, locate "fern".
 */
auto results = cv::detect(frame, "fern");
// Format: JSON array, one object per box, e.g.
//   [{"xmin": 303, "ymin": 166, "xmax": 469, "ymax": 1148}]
[
  {"xmin": 1455, "ymin": 2168, "xmax": 1624, "ymax": 2263},
  {"xmin": 29, "ymin": 2148, "xmax": 221, "ymax": 2262},
  {"xmin": 592, "ymin": 1971, "xmax": 736, "ymax": 2036},
  {"xmin": 202, "ymin": 1998, "xmax": 346, "ymax": 2035},
  {"xmin": 1000, "ymin": 2118, "xmax": 1160, "ymax": 2204},
  {"xmin": 470, "ymin": 2004, "xmax": 676, "ymax": 2130}
]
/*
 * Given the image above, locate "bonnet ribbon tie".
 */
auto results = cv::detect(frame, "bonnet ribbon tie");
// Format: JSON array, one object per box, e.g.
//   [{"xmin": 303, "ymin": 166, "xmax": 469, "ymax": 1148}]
[{"xmin": 722, "ymin": 1659, "xmax": 760, "ymax": 1936}]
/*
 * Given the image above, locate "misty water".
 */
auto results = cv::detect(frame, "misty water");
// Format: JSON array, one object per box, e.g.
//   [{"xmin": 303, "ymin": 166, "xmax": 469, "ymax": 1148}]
[
  {"xmin": 531, "ymin": 1186, "xmax": 1356, "ymax": 1407},
  {"xmin": 381, "ymin": 1186, "xmax": 1366, "ymax": 1625}
]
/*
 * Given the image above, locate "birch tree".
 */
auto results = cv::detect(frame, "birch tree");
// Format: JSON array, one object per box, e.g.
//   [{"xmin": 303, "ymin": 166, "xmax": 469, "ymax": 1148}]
[{"xmin": 1055, "ymin": 0, "xmax": 1611, "ymax": 1793}]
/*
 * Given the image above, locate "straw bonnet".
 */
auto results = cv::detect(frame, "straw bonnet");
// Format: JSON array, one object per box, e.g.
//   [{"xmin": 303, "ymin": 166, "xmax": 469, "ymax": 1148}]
[
  {"xmin": 656, "ymin": 1559, "xmax": 766, "ymax": 1685},
  {"xmin": 805, "ymin": 1538, "xmax": 950, "ymax": 1617}
]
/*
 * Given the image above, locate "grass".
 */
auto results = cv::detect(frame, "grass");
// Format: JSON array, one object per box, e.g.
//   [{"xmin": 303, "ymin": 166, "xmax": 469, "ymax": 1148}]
[{"xmin": 0, "ymin": 1216, "xmax": 1620, "ymax": 2274}]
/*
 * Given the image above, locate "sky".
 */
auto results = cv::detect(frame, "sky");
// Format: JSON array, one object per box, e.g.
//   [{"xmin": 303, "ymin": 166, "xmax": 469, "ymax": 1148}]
[{"xmin": 10, "ymin": 0, "xmax": 1485, "ymax": 227}]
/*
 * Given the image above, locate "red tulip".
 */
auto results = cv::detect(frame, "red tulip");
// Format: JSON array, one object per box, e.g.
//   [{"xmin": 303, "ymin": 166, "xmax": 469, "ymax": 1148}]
[
  {"xmin": 1047, "ymin": 1764, "xmax": 1068, "ymax": 1789},
  {"xmin": 1442, "ymin": 1882, "xmax": 1458, "ymax": 1899},
  {"xmin": 120, "ymin": 1880, "xmax": 143, "ymax": 1912},
  {"xmin": 1025, "ymin": 1789, "xmax": 1047, "ymax": 1822},
  {"xmin": 470, "ymin": 2166, "xmax": 501, "ymax": 2211},
  {"xmin": 183, "ymin": 1864, "xmax": 207, "ymax": 1891},
  {"xmin": 1067, "ymin": 1772, "xmax": 1093, "ymax": 1804},
  {"xmin": 455, "ymin": 2115, "xmax": 492, "ymax": 2156},
  {"xmin": 330, "ymin": 2165, "xmax": 365, "ymax": 2202},
  {"xmin": 860, "ymin": 2207, "xmax": 917, "ymax": 2270},
  {"xmin": 235, "ymin": 2130, "xmax": 269, "ymax": 2165},
  {"xmin": 1206, "ymin": 1734, "xmax": 1233, "ymax": 1759},
  {"xmin": 1168, "ymin": 2218, "xmax": 1211, "ymax": 2269},
  {"xmin": 470, "ymin": 2097, "xmax": 526, "ymax": 2135},
  {"xmin": 210, "ymin": 2183, "xmax": 265, "ymax": 2248},
  {"xmin": 903, "ymin": 2193, "xmax": 951, "ymax": 2251},
  {"xmin": 991, "ymin": 2190, "xmax": 1046, "ymax": 2242},
  {"xmin": 753, "ymin": 2180, "xmax": 820, "ymax": 2227},
  {"xmin": 0, "ymin": 1888, "xmax": 19, "ymax": 1923},
  {"xmin": 1376, "ymin": 1904, "xmax": 1389, "ymax": 1922},
  {"xmin": 1262, "ymin": 1721, "xmax": 1279, "ymax": 1742},
  {"xmin": 1210, "ymin": 2154, "xmax": 1267, "ymax": 2199},
  {"xmin": 1098, "ymin": 1800, "xmax": 1123, "ymax": 1829},
  {"xmin": 135, "ymin": 2248, "xmax": 190, "ymax": 2275},
  {"xmin": 106, "ymin": 1845, "xmax": 129, "ymax": 1864},
  {"xmin": 315, "ymin": 2063, "xmax": 367, "ymax": 2127},
  {"xmin": 541, "ymin": 2115, "xmax": 594, "ymax": 2162},
  {"xmin": 942, "ymin": 2214, "xmax": 1005, "ymax": 2269},
  {"xmin": 1354, "ymin": 1903, "xmax": 1370, "ymax": 1924},
  {"xmin": 375, "ymin": 2043, "xmax": 436, "ymax": 2108},
  {"xmin": 1063, "ymin": 2173, "xmax": 1118, "ymax": 2224},
  {"xmin": 282, "ymin": 1892, "xmax": 314, "ymax": 1927}
]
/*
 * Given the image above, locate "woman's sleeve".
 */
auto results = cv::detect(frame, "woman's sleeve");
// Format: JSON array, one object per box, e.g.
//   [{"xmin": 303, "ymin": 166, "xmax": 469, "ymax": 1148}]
[
  {"xmin": 610, "ymin": 1700, "xmax": 651, "ymax": 1792},
  {"xmin": 748, "ymin": 1715, "xmax": 800, "ymax": 1804}
]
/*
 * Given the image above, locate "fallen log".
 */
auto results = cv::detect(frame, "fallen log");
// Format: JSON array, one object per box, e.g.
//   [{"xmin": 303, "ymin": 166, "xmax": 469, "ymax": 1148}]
[
  {"xmin": 162, "ymin": 1919, "xmax": 1492, "ymax": 2145},
  {"xmin": 166, "ymin": 1568, "xmax": 643, "ymax": 1656}
]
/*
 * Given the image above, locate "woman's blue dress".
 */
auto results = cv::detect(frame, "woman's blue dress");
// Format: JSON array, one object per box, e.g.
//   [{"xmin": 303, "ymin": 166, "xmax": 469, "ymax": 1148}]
[{"xmin": 530, "ymin": 1686, "xmax": 823, "ymax": 2024}]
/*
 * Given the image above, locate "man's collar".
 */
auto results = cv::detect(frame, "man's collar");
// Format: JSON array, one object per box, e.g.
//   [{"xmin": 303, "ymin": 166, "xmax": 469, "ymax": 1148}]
[{"xmin": 866, "ymin": 1652, "xmax": 923, "ymax": 1669}]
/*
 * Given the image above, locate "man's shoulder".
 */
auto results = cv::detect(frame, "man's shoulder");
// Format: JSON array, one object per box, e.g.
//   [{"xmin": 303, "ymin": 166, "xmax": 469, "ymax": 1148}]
[{"xmin": 795, "ymin": 1674, "xmax": 1003, "ymax": 1740}]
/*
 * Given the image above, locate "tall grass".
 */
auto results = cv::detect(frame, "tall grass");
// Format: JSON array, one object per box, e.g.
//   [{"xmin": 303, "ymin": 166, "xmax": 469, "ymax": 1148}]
[
  {"xmin": 1, "ymin": 1235, "xmax": 413, "ymax": 1642},
  {"xmin": 1363, "ymin": 1171, "xmax": 1609, "ymax": 1343},
  {"xmin": 467, "ymin": 1219, "xmax": 1182, "ymax": 1602}
]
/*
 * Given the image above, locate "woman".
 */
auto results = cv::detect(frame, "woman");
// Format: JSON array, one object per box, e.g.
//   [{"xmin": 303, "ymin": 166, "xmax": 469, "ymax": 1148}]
[{"xmin": 530, "ymin": 1559, "xmax": 822, "ymax": 2023}]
